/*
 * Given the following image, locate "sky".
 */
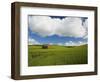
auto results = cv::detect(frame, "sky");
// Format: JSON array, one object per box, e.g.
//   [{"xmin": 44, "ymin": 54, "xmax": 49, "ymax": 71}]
[{"xmin": 28, "ymin": 15, "xmax": 88, "ymax": 46}]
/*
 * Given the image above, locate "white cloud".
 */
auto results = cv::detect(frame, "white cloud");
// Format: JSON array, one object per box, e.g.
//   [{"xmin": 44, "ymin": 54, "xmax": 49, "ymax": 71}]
[
  {"xmin": 83, "ymin": 35, "xmax": 88, "ymax": 39},
  {"xmin": 29, "ymin": 16, "xmax": 87, "ymax": 38},
  {"xmin": 48, "ymin": 43, "xmax": 54, "ymax": 45},
  {"xmin": 57, "ymin": 43, "xmax": 63, "ymax": 46},
  {"xmin": 83, "ymin": 19, "xmax": 88, "ymax": 39},
  {"xmin": 83, "ymin": 19, "xmax": 88, "ymax": 29},
  {"xmin": 65, "ymin": 41, "xmax": 87, "ymax": 46},
  {"xmin": 65, "ymin": 41, "xmax": 76, "ymax": 46},
  {"xmin": 28, "ymin": 38, "xmax": 40, "ymax": 45}
]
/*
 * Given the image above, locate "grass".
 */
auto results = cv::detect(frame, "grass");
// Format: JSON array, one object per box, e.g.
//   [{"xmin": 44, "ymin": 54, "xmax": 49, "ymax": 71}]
[{"xmin": 28, "ymin": 45, "xmax": 88, "ymax": 66}]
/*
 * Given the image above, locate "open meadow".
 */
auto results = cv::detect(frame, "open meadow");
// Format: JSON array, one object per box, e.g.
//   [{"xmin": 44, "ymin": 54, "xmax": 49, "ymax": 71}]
[{"xmin": 28, "ymin": 45, "xmax": 88, "ymax": 66}]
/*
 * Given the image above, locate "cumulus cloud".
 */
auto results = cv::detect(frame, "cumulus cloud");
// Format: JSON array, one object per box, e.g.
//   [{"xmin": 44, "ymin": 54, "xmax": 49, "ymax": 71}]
[
  {"xmin": 29, "ymin": 16, "xmax": 87, "ymax": 38},
  {"xmin": 83, "ymin": 19, "xmax": 88, "ymax": 29},
  {"xmin": 28, "ymin": 38, "xmax": 40, "ymax": 45},
  {"xmin": 83, "ymin": 19, "xmax": 88, "ymax": 39}
]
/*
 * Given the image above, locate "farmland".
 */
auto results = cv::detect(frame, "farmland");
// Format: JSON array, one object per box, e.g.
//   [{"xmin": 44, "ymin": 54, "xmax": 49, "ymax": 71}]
[{"xmin": 28, "ymin": 45, "xmax": 88, "ymax": 66}]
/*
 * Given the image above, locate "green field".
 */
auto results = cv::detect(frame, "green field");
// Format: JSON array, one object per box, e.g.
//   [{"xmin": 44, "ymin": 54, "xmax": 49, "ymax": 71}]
[{"xmin": 28, "ymin": 45, "xmax": 88, "ymax": 66}]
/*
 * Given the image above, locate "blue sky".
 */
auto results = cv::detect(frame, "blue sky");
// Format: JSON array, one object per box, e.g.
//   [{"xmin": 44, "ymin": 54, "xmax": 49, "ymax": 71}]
[{"xmin": 28, "ymin": 15, "xmax": 88, "ymax": 46}]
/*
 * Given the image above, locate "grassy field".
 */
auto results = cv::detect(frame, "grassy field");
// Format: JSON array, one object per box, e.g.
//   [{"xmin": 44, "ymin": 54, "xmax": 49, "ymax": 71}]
[{"xmin": 28, "ymin": 45, "xmax": 88, "ymax": 66}]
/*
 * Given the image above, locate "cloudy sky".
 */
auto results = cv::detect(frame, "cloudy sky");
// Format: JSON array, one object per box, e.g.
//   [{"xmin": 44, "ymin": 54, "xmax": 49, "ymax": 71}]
[{"xmin": 28, "ymin": 15, "xmax": 88, "ymax": 46}]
